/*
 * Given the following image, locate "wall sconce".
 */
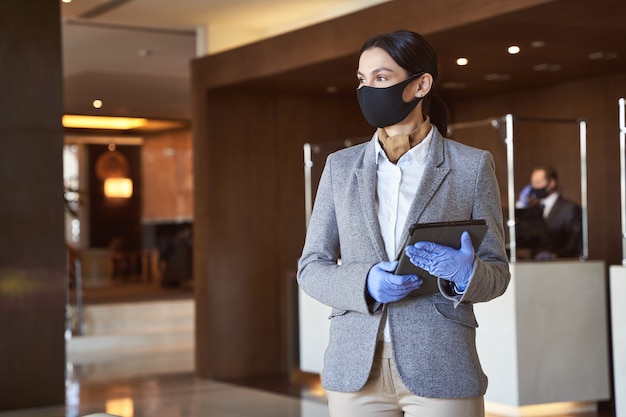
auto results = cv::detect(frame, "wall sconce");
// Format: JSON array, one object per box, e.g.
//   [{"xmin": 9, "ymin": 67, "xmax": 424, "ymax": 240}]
[
  {"xmin": 95, "ymin": 144, "xmax": 133, "ymax": 199},
  {"xmin": 104, "ymin": 177, "xmax": 133, "ymax": 198}
]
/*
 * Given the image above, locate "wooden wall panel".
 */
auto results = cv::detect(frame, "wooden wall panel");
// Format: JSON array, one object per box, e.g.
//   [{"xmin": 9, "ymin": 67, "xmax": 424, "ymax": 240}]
[
  {"xmin": 198, "ymin": 91, "xmax": 281, "ymax": 378},
  {"xmin": 0, "ymin": 0, "xmax": 66, "ymax": 410},
  {"xmin": 142, "ymin": 130, "xmax": 193, "ymax": 222},
  {"xmin": 193, "ymin": 89, "xmax": 370, "ymax": 379}
]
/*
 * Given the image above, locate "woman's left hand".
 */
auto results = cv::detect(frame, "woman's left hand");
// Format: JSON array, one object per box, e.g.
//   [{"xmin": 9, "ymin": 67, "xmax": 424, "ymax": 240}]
[{"xmin": 405, "ymin": 231, "xmax": 475, "ymax": 288}]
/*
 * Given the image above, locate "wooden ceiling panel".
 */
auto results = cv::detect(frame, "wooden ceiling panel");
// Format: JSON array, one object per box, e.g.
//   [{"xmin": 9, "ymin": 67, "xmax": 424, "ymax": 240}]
[{"xmin": 228, "ymin": 0, "xmax": 626, "ymax": 103}]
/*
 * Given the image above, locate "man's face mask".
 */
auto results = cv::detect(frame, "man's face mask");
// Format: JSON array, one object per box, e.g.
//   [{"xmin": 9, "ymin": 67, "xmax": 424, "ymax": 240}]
[
  {"xmin": 532, "ymin": 187, "xmax": 549, "ymax": 199},
  {"xmin": 356, "ymin": 73, "xmax": 424, "ymax": 128}
]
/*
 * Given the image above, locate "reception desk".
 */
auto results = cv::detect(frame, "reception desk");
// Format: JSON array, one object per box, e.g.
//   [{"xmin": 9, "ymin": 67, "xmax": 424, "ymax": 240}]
[
  {"xmin": 475, "ymin": 261, "xmax": 611, "ymax": 416},
  {"xmin": 298, "ymin": 286, "xmax": 330, "ymax": 374},
  {"xmin": 610, "ymin": 266, "xmax": 626, "ymax": 417},
  {"xmin": 298, "ymin": 261, "xmax": 611, "ymax": 416}
]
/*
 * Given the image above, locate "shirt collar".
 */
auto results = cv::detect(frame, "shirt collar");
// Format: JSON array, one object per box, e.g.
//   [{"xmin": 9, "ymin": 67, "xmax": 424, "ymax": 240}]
[{"xmin": 542, "ymin": 191, "xmax": 559, "ymax": 209}]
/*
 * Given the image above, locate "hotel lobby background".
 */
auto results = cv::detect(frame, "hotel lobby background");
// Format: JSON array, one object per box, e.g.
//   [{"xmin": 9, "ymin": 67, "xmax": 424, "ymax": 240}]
[{"xmin": 2, "ymin": 0, "xmax": 625, "ymax": 414}]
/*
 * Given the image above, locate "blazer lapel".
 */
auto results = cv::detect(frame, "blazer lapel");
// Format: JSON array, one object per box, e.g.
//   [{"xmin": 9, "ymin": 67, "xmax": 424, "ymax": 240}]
[{"xmin": 355, "ymin": 139, "xmax": 387, "ymax": 261}]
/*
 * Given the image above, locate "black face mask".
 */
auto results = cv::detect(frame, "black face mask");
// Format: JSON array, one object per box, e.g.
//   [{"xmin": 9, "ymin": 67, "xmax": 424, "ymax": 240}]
[
  {"xmin": 356, "ymin": 73, "xmax": 424, "ymax": 128},
  {"xmin": 532, "ymin": 187, "xmax": 549, "ymax": 199}
]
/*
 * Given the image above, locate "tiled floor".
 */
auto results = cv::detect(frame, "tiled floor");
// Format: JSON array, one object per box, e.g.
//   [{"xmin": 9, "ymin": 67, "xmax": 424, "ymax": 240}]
[
  {"xmin": 0, "ymin": 349, "xmax": 329, "ymax": 417},
  {"xmin": 0, "ymin": 284, "xmax": 616, "ymax": 417},
  {"xmin": 0, "ymin": 376, "xmax": 329, "ymax": 417},
  {"xmin": 0, "ymin": 347, "xmax": 616, "ymax": 417}
]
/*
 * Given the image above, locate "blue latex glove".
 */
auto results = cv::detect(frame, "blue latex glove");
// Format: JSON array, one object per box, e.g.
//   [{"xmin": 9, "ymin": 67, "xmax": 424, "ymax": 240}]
[
  {"xmin": 516, "ymin": 184, "xmax": 533, "ymax": 208},
  {"xmin": 367, "ymin": 260, "xmax": 423, "ymax": 303},
  {"xmin": 404, "ymin": 231, "xmax": 476, "ymax": 290}
]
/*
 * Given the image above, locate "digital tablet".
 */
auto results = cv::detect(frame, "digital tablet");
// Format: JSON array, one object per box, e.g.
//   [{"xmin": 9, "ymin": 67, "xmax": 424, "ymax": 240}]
[{"xmin": 394, "ymin": 219, "xmax": 488, "ymax": 294}]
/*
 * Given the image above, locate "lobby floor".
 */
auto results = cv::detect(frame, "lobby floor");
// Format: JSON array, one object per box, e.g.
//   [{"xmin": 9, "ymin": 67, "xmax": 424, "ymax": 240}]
[
  {"xmin": 0, "ymin": 348, "xmax": 329, "ymax": 417},
  {"xmin": 0, "ymin": 347, "xmax": 616, "ymax": 417},
  {"xmin": 0, "ymin": 282, "xmax": 616, "ymax": 417}
]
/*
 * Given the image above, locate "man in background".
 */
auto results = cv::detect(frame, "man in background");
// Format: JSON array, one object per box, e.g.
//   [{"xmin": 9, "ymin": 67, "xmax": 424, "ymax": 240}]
[{"xmin": 516, "ymin": 165, "xmax": 583, "ymax": 260}]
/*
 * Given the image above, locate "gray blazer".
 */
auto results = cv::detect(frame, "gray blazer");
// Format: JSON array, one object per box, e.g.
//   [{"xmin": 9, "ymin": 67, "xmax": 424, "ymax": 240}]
[{"xmin": 297, "ymin": 129, "xmax": 510, "ymax": 398}]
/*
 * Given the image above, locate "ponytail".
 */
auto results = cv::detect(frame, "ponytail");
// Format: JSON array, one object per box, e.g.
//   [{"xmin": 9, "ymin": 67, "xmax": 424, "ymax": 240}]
[{"xmin": 424, "ymin": 92, "xmax": 450, "ymax": 136}]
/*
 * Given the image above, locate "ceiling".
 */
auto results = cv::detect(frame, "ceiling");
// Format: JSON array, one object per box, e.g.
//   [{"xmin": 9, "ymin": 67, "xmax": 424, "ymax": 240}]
[
  {"xmin": 61, "ymin": 0, "xmax": 626, "ymax": 125},
  {"xmin": 60, "ymin": 0, "xmax": 390, "ymax": 121},
  {"xmin": 237, "ymin": 0, "xmax": 626, "ymax": 100}
]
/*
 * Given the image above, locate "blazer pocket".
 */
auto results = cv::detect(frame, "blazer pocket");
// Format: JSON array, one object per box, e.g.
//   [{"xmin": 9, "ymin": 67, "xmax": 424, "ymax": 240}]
[
  {"xmin": 433, "ymin": 302, "xmax": 478, "ymax": 328},
  {"xmin": 328, "ymin": 308, "xmax": 348, "ymax": 320}
]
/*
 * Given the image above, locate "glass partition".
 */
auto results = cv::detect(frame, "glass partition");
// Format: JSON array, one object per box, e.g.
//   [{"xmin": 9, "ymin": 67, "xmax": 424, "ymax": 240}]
[
  {"xmin": 618, "ymin": 97, "xmax": 626, "ymax": 266},
  {"xmin": 303, "ymin": 115, "xmax": 589, "ymax": 263},
  {"xmin": 450, "ymin": 115, "xmax": 588, "ymax": 262}
]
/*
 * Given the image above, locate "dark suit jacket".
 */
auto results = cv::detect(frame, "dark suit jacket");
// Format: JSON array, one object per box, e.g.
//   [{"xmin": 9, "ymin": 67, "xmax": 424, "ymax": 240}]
[{"xmin": 544, "ymin": 195, "xmax": 583, "ymax": 258}]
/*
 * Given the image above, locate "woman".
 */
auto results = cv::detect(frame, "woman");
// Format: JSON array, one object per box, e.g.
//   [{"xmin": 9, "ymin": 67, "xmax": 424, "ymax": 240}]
[{"xmin": 297, "ymin": 30, "xmax": 510, "ymax": 417}]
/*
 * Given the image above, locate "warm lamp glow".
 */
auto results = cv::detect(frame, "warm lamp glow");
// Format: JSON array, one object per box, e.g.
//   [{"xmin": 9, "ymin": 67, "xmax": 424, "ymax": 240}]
[
  {"xmin": 106, "ymin": 397, "xmax": 134, "ymax": 416},
  {"xmin": 104, "ymin": 178, "xmax": 133, "ymax": 198},
  {"xmin": 63, "ymin": 115, "xmax": 148, "ymax": 130}
]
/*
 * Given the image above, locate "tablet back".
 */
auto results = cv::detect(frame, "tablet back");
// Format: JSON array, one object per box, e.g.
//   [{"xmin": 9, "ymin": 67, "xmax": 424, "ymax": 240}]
[{"xmin": 395, "ymin": 219, "xmax": 488, "ymax": 296}]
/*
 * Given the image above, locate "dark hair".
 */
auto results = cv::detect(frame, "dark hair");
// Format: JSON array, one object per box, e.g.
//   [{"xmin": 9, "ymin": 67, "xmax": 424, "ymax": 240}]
[
  {"xmin": 360, "ymin": 30, "xmax": 450, "ymax": 135},
  {"xmin": 533, "ymin": 165, "xmax": 559, "ymax": 183}
]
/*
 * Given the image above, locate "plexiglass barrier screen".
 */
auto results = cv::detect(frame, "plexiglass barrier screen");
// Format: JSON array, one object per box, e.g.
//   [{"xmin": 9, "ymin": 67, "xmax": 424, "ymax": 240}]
[{"xmin": 449, "ymin": 116, "xmax": 587, "ymax": 262}]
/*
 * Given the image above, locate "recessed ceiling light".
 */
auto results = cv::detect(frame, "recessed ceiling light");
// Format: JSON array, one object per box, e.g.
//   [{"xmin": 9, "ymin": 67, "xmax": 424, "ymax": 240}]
[
  {"xmin": 138, "ymin": 49, "xmax": 152, "ymax": 58},
  {"xmin": 531, "ymin": 41, "xmax": 545, "ymax": 48},
  {"xmin": 456, "ymin": 57, "xmax": 469, "ymax": 66},
  {"xmin": 61, "ymin": 0, "xmax": 72, "ymax": 3},
  {"xmin": 507, "ymin": 45, "xmax": 521, "ymax": 55},
  {"xmin": 533, "ymin": 63, "xmax": 562, "ymax": 72},
  {"xmin": 484, "ymin": 73, "xmax": 511, "ymax": 81},
  {"xmin": 92, "ymin": 99, "xmax": 103, "ymax": 109},
  {"xmin": 442, "ymin": 81, "xmax": 467, "ymax": 89},
  {"xmin": 588, "ymin": 51, "xmax": 618, "ymax": 60}
]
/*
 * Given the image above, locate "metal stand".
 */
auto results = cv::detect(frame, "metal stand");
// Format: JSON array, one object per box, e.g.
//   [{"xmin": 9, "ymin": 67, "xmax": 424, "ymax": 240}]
[
  {"xmin": 618, "ymin": 98, "xmax": 626, "ymax": 266},
  {"xmin": 74, "ymin": 258, "xmax": 83, "ymax": 336},
  {"xmin": 303, "ymin": 137, "xmax": 366, "ymax": 227}
]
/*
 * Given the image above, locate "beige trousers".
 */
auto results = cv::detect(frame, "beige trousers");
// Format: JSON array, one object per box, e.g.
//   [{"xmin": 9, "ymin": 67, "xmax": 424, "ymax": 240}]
[{"xmin": 325, "ymin": 343, "xmax": 484, "ymax": 417}]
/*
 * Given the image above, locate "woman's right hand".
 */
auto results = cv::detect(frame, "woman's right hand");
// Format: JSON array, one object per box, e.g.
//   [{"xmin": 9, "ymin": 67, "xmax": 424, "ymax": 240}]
[{"xmin": 367, "ymin": 261, "xmax": 422, "ymax": 303}]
